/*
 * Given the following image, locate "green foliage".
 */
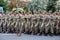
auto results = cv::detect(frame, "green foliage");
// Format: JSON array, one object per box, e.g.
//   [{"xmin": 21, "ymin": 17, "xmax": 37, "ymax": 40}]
[
  {"xmin": 7, "ymin": 6, "xmax": 13, "ymax": 11},
  {"xmin": 24, "ymin": 6, "xmax": 28, "ymax": 12},
  {"xmin": 24, "ymin": 0, "xmax": 48, "ymax": 11},
  {"xmin": 0, "ymin": 0, "xmax": 8, "ymax": 11},
  {"xmin": 46, "ymin": 0, "xmax": 58, "ymax": 13}
]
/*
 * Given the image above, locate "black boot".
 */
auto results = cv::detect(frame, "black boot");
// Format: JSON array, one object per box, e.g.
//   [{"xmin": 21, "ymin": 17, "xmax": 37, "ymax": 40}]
[
  {"xmin": 39, "ymin": 32, "xmax": 42, "ymax": 36},
  {"xmin": 49, "ymin": 33, "xmax": 53, "ymax": 36}
]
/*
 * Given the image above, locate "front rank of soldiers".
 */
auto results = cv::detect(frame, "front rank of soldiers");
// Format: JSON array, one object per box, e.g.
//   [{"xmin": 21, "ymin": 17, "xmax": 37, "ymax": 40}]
[{"xmin": 0, "ymin": 11, "xmax": 60, "ymax": 36}]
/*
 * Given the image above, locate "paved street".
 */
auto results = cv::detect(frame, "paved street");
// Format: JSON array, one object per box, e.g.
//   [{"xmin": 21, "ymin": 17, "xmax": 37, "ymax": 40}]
[{"xmin": 0, "ymin": 33, "xmax": 60, "ymax": 40}]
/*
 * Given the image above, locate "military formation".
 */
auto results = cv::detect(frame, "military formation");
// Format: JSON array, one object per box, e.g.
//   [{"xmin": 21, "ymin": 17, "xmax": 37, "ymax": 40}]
[{"xmin": 0, "ymin": 11, "xmax": 60, "ymax": 36}]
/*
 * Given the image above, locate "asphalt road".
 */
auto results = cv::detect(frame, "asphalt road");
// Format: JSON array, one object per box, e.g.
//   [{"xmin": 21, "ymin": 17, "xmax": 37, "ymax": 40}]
[{"xmin": 0, "ymin": 33, "xmax": 60, "ymax": 40}]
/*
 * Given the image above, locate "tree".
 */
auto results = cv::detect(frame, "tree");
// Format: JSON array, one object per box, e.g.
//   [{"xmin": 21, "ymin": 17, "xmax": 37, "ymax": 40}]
[
  {"xmin": 46, "ymin": 0, "xmax": 58, "ymax": 13},
  {"xmin": 24, "ymin": 0, "xmax": 48, "ymax": 12},
  {"xmin": 0, "ymin": 0, "xmax": 8, "ymax": 14}
]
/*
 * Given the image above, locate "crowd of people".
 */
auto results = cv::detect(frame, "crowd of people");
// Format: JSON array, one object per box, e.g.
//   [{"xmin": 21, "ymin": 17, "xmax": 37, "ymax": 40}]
[{"xmin": 0, "ymin": 10, "xmax": 60, "ymax": 36}]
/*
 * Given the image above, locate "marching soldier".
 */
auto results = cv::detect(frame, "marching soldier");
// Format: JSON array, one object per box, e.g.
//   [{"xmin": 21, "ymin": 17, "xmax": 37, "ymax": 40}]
[
  {"xmin": 49, "ymin": 15, "xmax": 54, "ymax": 36},
  {"xmin": 2, "ymin": 16, "xmax": 7, "ymax": 33},
  {"xmin": 39, "ymin": 15, "xmax": 46, "ymax": 35},
  {"xmin": 30, "ymin": 11, "xmax": 37, "ymax": 35},
  {"xmin": 6, "ymin": 16, "xmax": 11, "ymax": 33},
  {"xmin": 34, "ymin": 12, "xmax": 40, "ymax": 35},
  {"xmin": 27, "ymin": 12, "xmax": 32, "ymax": 34},
  {"xmin": 55, "ymin": 15, "xmax": 60, "ymax": 35},
  {"xmin": 31, "ymin": 15, "xmax": 36, "ymax": 35},
  {"xmin": 0, "ymin": 14, "xmax": 5, "ymax": 33},
  {"xmin": 24, "ymin": 12, "xmax": 30, "ymax": 34},
  {"xmin": 0, "ymin": 17, "xmax": 3, "ymax": 33},
  {"xmin": 44, "ymin": 15, "xmax": 50, "ymax": 35}
]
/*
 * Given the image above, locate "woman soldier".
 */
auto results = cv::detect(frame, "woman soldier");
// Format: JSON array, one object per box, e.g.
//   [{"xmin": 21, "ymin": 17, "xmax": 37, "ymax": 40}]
[
  {"xmin": 54, "ymin": 16, "xmax": 59, "ymax": 35},
  {"xmin": 58, "ymin": 17, "xmax": 60, "ymax": 35},
  {"xmin": 38, "ymin": 11, "xmax": 47, "ymax": 35},
  {"xmin": 13, "ymin": 11, "xmax": 22, "ymax": 36},
  {"xmin": 20, "ymin": 11, "xmax": 26, "ymax": 33},
  {"xmin": 30, "ymin": 11, "xmax": 37, "ymax": 35},
  {"xmin": 44, "ymin": 12, "xmax": 51, "ymax": 35},
  {"xmin": 43, "ymin": 15, "xmax": 49, "ymax": 35},
  {"xmin": 58, "ymin": 13, "xmax": 60, "ymax": 35},
  {"xmin": 54, "ymin": 13, "xmax": 60, "ymax": 35},
  {"xmin": 16, "ymin": 17, "xmax": 22, "ymax": 36},
  {"xmin": 52, "ymin": 13, "xmax": 56, "ymax": 35},
  {"xmin": 0, "ymin": 14, "xmax": 4, "ymax": 33},
  {"xmin": 30, "ymin": 15, "xmax": 36, "ymax": 35},
  {"xmin": 2, "ymin": 16, "xmax": 7, "ymax": 33},
  {"xmin": 0, "ymin": 17, "xmax": 3, "ymax": 33},
  {"xmin": 26, "ymin": 11, "xmax": 32, "ymax": 34},
  {"xmin": 9, "ymin": 17, "xmax": 14, "ymax": 33},
  {"xmin": 33, "ymin": 11, "xmax": 40, "ymax": 35},
  {"xmin": 6, "ymin": 11, "xmax": 14, "ymax": 33},
  {"xmin": 14, "ymin": 17, "xmax": 19, "ymax": 35},
  {"xmin": 48, "ymin": 15, "xmax": 55, "ymax": 36},
  {"xmin": 38, "ymin": 16, "xmax": 43, "ymax": 35},
  {"xmin": 1, "ymin": 15, "xmax": 5, "ymax": 33},
  {"xmin": 24, "ymin": 11, "xmax": 30, "ymax": 34},
  {"xmin": 16, "ymin": 11, "xmax": 25, "ymax": 36},
  {"xmin": 10, "ymin": 16, "xmax": 15, "ymax": 33},
  {"xmin": 23, "ymin": 11, "xmax": 31, "ymax": 34},
  {"xmin": 27, "ymin": 11, "xmax": 32, "ymax": 34},
  {"xmin": 30, "ymin": 13, "xmax": 34, "ymax": 34},
  {"xmin": 6, "ymin": 16, "xmax": 11, "ymax": 33}
]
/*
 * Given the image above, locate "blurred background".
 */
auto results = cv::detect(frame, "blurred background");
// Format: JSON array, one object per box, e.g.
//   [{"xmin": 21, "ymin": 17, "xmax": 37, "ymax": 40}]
[{"xmin": 0, "ymin": 0, "xmax": 60, "ymax": 14}]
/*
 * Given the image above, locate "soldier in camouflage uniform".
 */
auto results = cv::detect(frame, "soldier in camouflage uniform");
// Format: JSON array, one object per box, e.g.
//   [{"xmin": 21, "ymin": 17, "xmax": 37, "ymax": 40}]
[{"xmin": 0, "ymin": 16, "xmax": 3, "ymax": 33}]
